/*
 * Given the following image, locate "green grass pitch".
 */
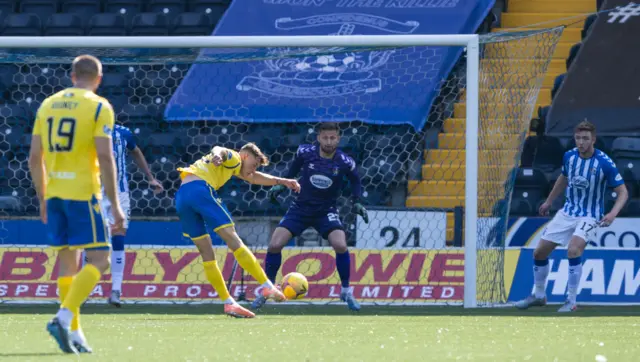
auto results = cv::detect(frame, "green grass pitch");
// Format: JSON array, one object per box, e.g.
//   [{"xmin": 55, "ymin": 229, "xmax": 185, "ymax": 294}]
[{"xmin": 1, "ymin": 304, "xmax": 639, "ymax": 361}]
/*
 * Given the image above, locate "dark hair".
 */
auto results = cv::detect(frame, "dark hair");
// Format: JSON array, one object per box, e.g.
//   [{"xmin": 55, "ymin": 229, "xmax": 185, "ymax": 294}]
[
  {"xmin": 316, "ymin": 122, "xmax": 340, "ymax": 134},
  {"xmin": 574, "ymin": 120, "xmax": 596, "ymax": 137}
]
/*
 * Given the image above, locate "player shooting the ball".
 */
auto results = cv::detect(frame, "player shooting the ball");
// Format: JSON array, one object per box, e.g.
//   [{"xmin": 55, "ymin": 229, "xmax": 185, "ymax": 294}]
[{"xmin": 175, "ymin": 142, "xmax": 300, "ymax": 318}]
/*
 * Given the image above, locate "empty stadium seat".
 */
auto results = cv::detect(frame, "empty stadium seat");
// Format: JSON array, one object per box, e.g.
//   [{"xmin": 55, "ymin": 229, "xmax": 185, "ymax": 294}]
[
  {"xmin": 513, "ymin": 168, "xmax": 548, "ymax": 211},
  {"xmin": 131, "ymin": 12, "xmax": 169, "ymax": 36},
  {"xmin": 0, "ymin": 0, "xmax": 15, "ymax": 24},
  {"xmin": 2, "ymin": 13, "xmax": 42, "ymax": 36},
  {"xmin": 171, "ymin": 12, "xmax": 212, "ymax": 35},
  {"xmin": 189, "ymin": 0, "xmax": 228, "ymax": 25},
  {"xmin": 19, "ymin": 0, "xmax": 57, "ymax": 25},
  {"xmin": 88, "ymin": 13, "xmax": 126, "ymax": 35},
  {"xmin": 611, "ymin": 137, "xmax": 640, "ymax": 181},
  {"xmin": 105, "ymin": 0, "xmax": 143, "ymax": 21},
  {"xmin": 521, "ymin": 135, "xmax": 564, "ymax": 172},
  {"xmin": 147, "ymin": 0, "xmax": 185, "ymax": 22},
  {"xmin": 62, "ymin": 0, "xmax": 102, "ymax": 22},
  {"xmin": 45, "ymin": 13, "xmax": 84, "ymax": 36},
  {"xmin": 510, "ymin": 196, "xmax": 533, "ymax": 216}
]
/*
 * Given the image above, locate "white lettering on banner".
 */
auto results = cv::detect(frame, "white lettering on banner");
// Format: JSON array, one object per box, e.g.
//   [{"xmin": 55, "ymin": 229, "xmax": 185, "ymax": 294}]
[
  {"xmin": 401, "ymin": 286, "xmax": 414, "ymax": 298},
  {"xmin": 606, "ymin": 260, "xmax": 640, "ymax": 296},
  {"xmin": 35, "ymin": 284, "xmax": 49, "ymax": 297},
  {"xmin": 329, "ymin": 286, "xmax": 340, "ymax": 297},
  {"xmin": 362, "ymin": 286, "xmax": 380, "ymax": 298},
  {"xmin": 548, "ymin": 260, "xmax": 568, "ymax": 295},
  {"xmin": 607, "ymin": 3, "xmax": 640, "ymax": 23},
  {"xmin": 547, "ymin": 258, "xmax": 640, "ymax": 297},
  {"xmin": 186, "ymin": 285, "xmax": 201, "ymax": 297},
  {"xmin": 165, "ymin": 286, "xmax": 178, "ymax": 297},
  {"xmin": 91, "ymin": 285, "xmax": 104, "ymax": 297},
  {"xmin": 143, "ymin": 285, "xmax": 157, "ymax": 296},
  {"xmin": 441, "ymin": 286, "xmax": 455, "ymax": 299},
  {"xmin": 15, "ymin": 285, "xmax": 28, "ymax": 296},
  {"xmin": 579, "ymin": 259, "xmax": 606, "ymax": 295},
  {"xmin": 421, "ymin": 286, "xmax": 433, "ymax": 298},
  {"xmin": 356, "ymin": 210, "xmax": 447, "ymax": 248}
]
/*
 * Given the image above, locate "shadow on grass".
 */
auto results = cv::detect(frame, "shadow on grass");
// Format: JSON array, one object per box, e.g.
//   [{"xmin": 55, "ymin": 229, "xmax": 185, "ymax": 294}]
[
  {"xmin": 1, "ymin": 303, "xmax": 639, "ymax": 317},
  {"xmin": 0, "ymin": 352, "xmax": 61, "ymax": 358}
]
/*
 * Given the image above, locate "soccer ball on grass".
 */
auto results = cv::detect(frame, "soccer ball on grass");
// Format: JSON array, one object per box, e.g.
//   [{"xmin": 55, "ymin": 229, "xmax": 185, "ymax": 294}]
[{"xmin": 281, "ymin": 272, "xmax": 308, "ymax": 300}]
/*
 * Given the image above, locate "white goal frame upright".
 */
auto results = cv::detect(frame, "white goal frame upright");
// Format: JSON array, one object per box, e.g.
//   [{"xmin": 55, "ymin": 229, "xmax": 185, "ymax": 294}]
[{"xmin": 0, "ymin": 35, "xmax": 480, "ymax": 308}]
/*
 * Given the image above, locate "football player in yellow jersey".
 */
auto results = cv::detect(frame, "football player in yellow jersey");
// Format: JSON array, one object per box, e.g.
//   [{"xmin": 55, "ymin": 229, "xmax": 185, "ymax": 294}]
[
  {"xmin": 176, "ymin": 143, "xmax": 300, "ymax": 318},
  {"xmin": 28, "ymin": 55, "xmax": 124, "ymax": 354}
]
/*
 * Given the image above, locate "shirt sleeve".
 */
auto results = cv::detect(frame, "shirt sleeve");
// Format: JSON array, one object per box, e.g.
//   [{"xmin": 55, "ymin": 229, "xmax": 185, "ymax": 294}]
[
  {"xmin": 125, "ymin": 128, "xmax": 137, "ymax": 150},
  {"xmin": 285, "ymin": 147, "xmax": 305, "ymax": 178},
  {"xmin": 603, "ymin": 157, "xmax": 624, "ymax": 188},
  {"xmin": 222, "ymin": 149, "xmax": 242, "ymax": 175},
  {"xmin": 94, "ymin": 101, "xmax": 115, "ymax": 138},
  {"xmin": 343, "ymin": 155, "xmax": 362, "ymax": 201},
  {"xmin": 561, "ymin": 152, "xmax": 570, "ymax": 177}
]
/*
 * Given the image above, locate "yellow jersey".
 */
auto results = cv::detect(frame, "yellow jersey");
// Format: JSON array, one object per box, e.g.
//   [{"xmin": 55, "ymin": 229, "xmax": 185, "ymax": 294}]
[
  {"xmin": 178, "ymin": 148, "xmax": 242, "ymax": 190},
  {"xmin": 32, "ymin": 87, "xmax": 115, "ymax": 201}
]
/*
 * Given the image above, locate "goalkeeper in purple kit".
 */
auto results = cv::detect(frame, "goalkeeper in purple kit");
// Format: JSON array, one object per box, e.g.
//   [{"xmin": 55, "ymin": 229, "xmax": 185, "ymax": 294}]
[{"xmin": 252, "ymin": 122, "xmax": 369, "ymax": 311}]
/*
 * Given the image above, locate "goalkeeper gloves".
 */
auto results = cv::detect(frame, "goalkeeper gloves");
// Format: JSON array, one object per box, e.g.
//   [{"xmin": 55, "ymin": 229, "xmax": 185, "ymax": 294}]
[
  {"xmin": 354, "ymin": 203, "xmax": 369, "ymax": 224},
  {"xmin": 268, "ymin": 184, "xmax": 286, "ymax": 204}
]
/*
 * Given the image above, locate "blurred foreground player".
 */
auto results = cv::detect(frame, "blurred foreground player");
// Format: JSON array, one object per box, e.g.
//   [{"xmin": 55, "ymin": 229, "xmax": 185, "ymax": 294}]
[
  {"xmin": 253, "ymin": 123, "xmax": 369, "ymax": 312},
  {"xmin": 515, "ymin": 121, "xmax": 627, "ymax": 312},
  {"xmin": 176, "ymin": 143, "xmax": 300, "ymax": 318},
  {"xmin": 103, "ymin": 124, "xmax": 164, "ymax": 308},
  {"xmin": 29, "ymin": 55, "xmax": 124, "ymax": 354}
]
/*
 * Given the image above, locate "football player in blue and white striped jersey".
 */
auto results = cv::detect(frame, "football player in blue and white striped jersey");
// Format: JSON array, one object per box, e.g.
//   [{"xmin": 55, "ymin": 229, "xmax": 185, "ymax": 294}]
[
  {"xmin": 516, "ymin": 121, "xmax": 628, "ymax": 312},
  {"xmin": 102, "ymin": 124, "xmax": 163, "ymax": 307}
]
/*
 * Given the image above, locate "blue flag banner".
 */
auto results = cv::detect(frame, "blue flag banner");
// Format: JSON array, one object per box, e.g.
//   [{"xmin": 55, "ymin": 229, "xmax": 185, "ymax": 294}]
[{"xmin": 165, "ymin": 0, "xmax": 494, "ymax": 130}]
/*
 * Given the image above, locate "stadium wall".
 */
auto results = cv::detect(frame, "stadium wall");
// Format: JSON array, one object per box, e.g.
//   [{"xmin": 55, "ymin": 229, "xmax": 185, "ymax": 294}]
[{"xmin": 2, "ymin": 219, "xmax": 639, "ymax": 305}]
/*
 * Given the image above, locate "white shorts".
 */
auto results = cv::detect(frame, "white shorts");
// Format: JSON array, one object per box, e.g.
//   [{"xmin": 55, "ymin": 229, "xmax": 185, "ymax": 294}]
[
  {"xmin": 100, "ymin": 192, "xmax": 131, "ymax": 229},
  {"xmin": 541, "ymin": 211, "xmax": 597, "ymax": 246}
]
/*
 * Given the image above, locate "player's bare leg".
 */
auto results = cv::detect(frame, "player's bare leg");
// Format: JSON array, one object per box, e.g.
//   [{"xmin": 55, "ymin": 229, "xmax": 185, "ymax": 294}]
[
  {"xmin": 328, "ymin": 230, "xmax": 360, "ymax": 311},
  {"xmin": 558, "ymin": 236, "xmax": 586, "ymax": 313},
  {"xmin": 515, "ymin": 239, "xmax": 557, "ymax": 310},
  {"xmin": 108, "ymin": 228, "xmax": 126, "ymax": 308},
  {"xmin": 192, "ymin": 234, "xmax": 254, "ymax": 318},
  {"xmin": 216, "ymin": 226, "xmax": 287, "ymax": 305},
  {"xmin": 252, "ymin": 227, "xmax": 292, "ymax": 310}
]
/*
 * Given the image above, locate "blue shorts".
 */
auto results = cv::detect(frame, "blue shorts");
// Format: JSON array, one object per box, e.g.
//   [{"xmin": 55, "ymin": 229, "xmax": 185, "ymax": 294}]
[
  {"xmin": 175, "ymin": 180, "xmax": 234, "ymax": 241},
  {"xmin": 47, "ymin": 196, "xmax": 109, "ymax": 251},
  {"xmin": 278, "ymin": 207, "xmax": 344, "ymax": 239}
]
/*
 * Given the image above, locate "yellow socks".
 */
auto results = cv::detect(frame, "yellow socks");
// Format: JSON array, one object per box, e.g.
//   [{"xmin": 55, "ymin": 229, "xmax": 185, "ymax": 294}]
[
  {"xmin": 57, "ymin": 276, "xmax": 80, "ymax": 331},
  {"xmin": 233, "ymin": 245, "xmax": 268, "ymax": 285},
  {"xmin": 61, "ymin": 264, "xmax": 101, "ymax": 313},
  {"xmin": 203, "ymin": 260, "xmax": 231, "ymax": 301}
]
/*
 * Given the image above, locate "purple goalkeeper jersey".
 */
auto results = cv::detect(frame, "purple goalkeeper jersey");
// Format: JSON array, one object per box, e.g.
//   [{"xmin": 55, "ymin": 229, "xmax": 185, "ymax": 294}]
[{"xmin": 287, "ymin": 144, "xmax": 362, "ymax": 215}]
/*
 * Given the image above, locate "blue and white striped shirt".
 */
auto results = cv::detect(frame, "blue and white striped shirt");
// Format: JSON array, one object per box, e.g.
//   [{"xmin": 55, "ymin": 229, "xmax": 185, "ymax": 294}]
[
  {"xmin": 562, "ymin": 148, "xmax": 623, "ymax": 220},
  {"xmin": 112, "ymin": 125, "xmax": 136, "ymax": 193}
]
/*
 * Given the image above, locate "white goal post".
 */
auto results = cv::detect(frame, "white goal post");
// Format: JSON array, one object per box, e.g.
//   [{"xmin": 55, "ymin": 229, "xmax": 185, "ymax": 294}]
[{"xmin": 0, "ymin": 35, "xmax": 480, "ymax": 307}]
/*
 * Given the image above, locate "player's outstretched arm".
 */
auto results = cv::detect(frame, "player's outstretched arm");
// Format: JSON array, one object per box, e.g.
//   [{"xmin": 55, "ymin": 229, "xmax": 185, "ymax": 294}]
[
  {"xmin": 28, "ymin": 134, "xmax": 47, "ymax": 223},
  {"xmin": 131, "ymin": 146, "xmax": 163, "ymax": 194},
  {"xmin": 345, "ymin": 156, "xmax": 368, "ymax": 223},
  {"xmin": 239, "ymin": 171, "xmax": 300, "ymax": 193},
  {"xmin": 539, "ymin": 175, "xmax": 567, "ymax": 216}
]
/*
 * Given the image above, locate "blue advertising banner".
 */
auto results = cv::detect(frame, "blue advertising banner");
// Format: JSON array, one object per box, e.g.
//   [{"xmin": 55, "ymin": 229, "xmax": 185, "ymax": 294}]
[
  {"xmin": 509, "ymin": 248, "xmax": 640, "ymax": 304},
  {"xmin": 164, "ymin": 0, "xmax": 495, "ymax": 130}
]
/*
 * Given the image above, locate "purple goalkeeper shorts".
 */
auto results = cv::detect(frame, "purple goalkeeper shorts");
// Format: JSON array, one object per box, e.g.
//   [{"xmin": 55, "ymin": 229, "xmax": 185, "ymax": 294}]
[{"xmin": 278, "ymin": 207, "xmax": 344, "ymax": 239}]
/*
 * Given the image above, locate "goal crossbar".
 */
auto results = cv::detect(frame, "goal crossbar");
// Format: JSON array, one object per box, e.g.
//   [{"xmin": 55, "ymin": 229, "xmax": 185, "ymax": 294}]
[{"xmin": 0, "ymin": 35, "xmax": 480, "ymax": 308}]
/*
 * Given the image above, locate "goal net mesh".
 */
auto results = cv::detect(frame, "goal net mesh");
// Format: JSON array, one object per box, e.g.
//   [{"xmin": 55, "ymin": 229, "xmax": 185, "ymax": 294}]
[{"xmin": 0, "ymin": 28, "xmax": 562, "ymax": 306}]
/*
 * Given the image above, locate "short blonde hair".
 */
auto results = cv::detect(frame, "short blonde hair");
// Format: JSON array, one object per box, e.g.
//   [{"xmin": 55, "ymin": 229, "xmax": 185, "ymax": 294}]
[
  {"xmin": 575, "ymin": 120, "xmax": 596, "ymax": 137},
  {"xmin": 72, "ymin": 55, "xmax": 102, "ymax": 81},
  {"xmin": 240, "ymin": 142, "xmax": 269, "ymax": 166}
]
